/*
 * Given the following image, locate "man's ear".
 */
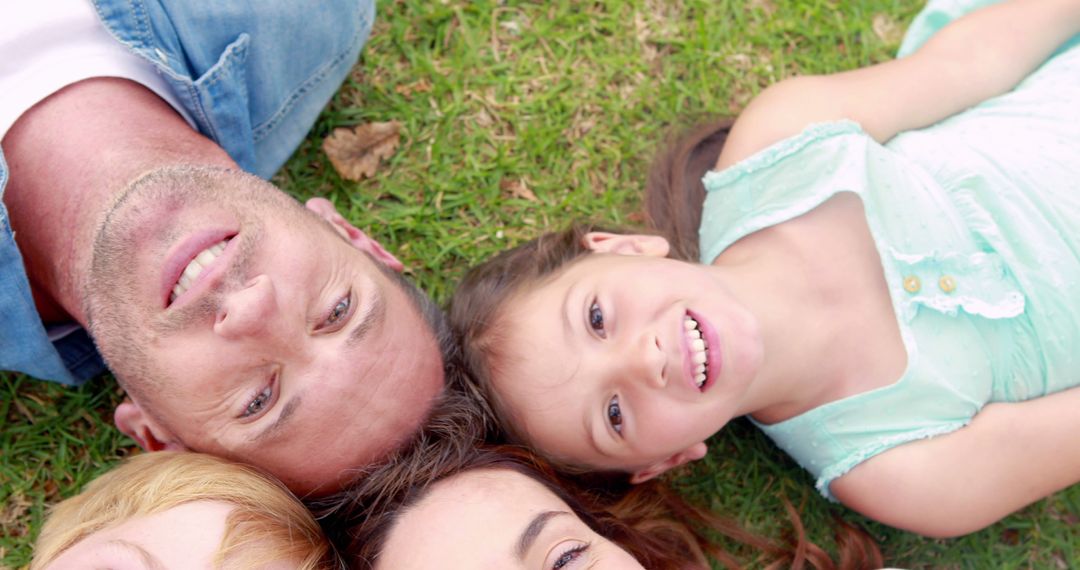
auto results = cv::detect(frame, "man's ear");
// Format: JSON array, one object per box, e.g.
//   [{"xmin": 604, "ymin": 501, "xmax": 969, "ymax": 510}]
[
  {"xmin": 114, "ymin": 399, "xmax": 187, "ymax": 452},
  {"xmin": 629, "ymin": 442, "xmax": 708, "ymax": 484},
  {"xmin": 583, "ymin": 232, "xmax": 670, "ymax": 257},
  {"xmin": 305, "ymin": 197, "xmax": 404, "ymax": 272}
]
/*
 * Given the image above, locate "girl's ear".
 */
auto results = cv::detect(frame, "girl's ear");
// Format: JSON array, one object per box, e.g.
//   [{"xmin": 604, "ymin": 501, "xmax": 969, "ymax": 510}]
[
  {"xmin": 583, "ymin": 232, "xmax": 670, "ymax": 257},
  {"xmin": 628, "ymin": 442, "xmax": 708, "ymax": 484}
]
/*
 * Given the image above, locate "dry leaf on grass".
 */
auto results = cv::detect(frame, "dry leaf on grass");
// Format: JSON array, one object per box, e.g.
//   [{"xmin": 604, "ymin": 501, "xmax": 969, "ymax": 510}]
[
  {"xmin": 872, "ymin": 13, "xmax": 903, "ymax": 46},
  {"xmin": 500, "ymin": 178, "xmax": 538, "ymax": 202},
  {"xmin": 322, "ymin": 121, "xmax": 402, "ymax": 181},
  {"xmin": 394, "ymin": 79, "xmax": 433, "ymax": 98}
]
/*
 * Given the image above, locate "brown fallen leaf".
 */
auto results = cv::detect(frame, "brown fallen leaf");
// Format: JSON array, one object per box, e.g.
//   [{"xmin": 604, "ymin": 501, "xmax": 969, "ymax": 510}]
[
  {"xmin": 394, "ymin": 79, "xmax": 433, "ymax": 98},
  {"xmin": 872, "ymin": 13, "xmax": 903, "ymax": 46},
  {"xmin": 500, "ymin": 177, "xmax": 538, "ymax": 202},
  {"xmin": 322, "ymin": 121, "xmax": 402, "ymax": 181}
]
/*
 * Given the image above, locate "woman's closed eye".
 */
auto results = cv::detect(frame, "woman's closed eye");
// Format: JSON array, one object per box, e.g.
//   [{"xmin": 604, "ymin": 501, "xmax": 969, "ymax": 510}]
[
  {"xmin": 607, "ymin": 395, "xmax": 623, "ymax": 435},
  {"xmin": 548, "ymin": 542, "xmax": 590, "ymax": 570},
  {"xmin": 588, "ymin": 300, "xmax": 606, "ymax": 338}
]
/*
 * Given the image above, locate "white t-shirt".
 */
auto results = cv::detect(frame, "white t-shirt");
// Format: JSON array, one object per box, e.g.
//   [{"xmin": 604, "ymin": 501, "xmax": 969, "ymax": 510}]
[{"xmin": 0, "ymin": 0, "xmax": 195, "ymax": 140}]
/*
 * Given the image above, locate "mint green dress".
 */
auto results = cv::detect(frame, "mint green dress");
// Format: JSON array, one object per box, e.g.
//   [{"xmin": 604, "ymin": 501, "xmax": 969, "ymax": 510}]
[{"xmin": 699, "ymin": 1, "xmax": 1080, "ymax": 500}]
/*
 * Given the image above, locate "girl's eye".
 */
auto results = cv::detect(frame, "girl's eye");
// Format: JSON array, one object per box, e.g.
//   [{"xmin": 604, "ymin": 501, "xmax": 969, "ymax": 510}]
[
  {"xmin": 551, "ymin": 544, "xmax": 589, "ymax": 570},
  {"xmin": 607, "ymin": 396, "xmax": 622, "ymax": 434},
  {"xmin": 588, "ymin": 301, "xmax": 606, "ymax": 338},
  {"xmin": 242, "ymin": 384, "xmax": 273, "ymax": 418},
  {"xmin": 320, "ymin": 293, "xmax": 351, "ymax": 330}
]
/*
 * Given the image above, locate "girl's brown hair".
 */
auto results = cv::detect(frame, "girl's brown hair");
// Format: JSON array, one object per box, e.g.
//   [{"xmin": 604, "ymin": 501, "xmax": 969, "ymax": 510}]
[{"xmin": 644, "ymin": 118, "xmax": 734, "ymax": 261}]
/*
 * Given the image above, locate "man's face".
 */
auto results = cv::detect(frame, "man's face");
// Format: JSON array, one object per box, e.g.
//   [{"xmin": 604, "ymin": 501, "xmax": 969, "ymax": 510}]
[{"xmin": 87, "ymin": 167, "xmax": 444, "ymax": 494}]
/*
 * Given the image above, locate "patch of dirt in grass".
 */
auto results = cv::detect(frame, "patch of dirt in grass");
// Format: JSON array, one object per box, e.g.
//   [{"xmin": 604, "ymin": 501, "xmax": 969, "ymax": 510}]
[
  {"xmin": 871, "ymin": 13, "xmax": 904, "ymax": 47},
  {"xmin": 0, "ymin": 494, "xmax": 31, "ymax": 539}
]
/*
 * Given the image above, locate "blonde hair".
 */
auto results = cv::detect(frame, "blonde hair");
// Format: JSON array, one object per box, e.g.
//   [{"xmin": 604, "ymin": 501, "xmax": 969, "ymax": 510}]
[{"xmin": 32, "ymin": 452, "xmax": 336, "ymax": 570}]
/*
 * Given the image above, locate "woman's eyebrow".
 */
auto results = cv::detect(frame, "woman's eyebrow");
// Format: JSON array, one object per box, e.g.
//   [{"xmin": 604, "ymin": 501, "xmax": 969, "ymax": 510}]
[{"xmin": 516, "ymin": 510, "xmax": 569, "ymax": 560}]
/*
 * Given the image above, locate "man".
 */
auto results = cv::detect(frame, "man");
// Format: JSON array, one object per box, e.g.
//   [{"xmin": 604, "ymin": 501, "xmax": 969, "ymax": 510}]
[{"xmin": 1, "ymin": 0, "xmax": 446, "ymax": 495}]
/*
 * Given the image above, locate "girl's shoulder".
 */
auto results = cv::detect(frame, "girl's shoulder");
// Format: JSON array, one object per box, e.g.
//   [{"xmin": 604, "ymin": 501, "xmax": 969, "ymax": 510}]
[{"xmin": 699, "ymin": 120, "xmax": 877, "ymax": 265}]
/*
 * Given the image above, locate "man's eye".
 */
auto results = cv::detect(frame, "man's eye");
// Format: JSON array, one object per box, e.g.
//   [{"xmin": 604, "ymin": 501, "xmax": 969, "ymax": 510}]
[
  {"xmin": 588, "ymin": 301, "xmax": 606, "ymax": 338},
  {"xmin": 242, "ymin": 385, "xmax": 273, "ymax": 418},
  {"xmin": 607, "ymin": 395, "xmax": 622, "ymax": 434},
  {"xmin": 321, "ymin": 294, "xmax": 351, "ymax": 329}
]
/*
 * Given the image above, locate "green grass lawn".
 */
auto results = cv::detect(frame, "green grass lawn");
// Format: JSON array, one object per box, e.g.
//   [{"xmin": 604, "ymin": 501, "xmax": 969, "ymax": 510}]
[{"xmin": 4, "ymin": 0, "xmax": 1079, "ymax": 567}]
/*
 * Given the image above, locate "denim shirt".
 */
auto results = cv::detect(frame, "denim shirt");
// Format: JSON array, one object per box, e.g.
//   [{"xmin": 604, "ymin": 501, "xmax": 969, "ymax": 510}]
[{"xmin": 0, "ymin": 0, "xmax": 374, "ymax": 384}]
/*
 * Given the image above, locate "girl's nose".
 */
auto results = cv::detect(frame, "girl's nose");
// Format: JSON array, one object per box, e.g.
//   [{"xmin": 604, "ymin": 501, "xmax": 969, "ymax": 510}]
[{"xmin": 621, "ymin": 332, "xmax": 667, "ymax": 389}]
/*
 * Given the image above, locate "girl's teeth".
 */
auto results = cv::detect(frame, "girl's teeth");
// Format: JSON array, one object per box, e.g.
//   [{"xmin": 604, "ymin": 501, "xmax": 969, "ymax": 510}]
[{"xmin": 685, "ymin": 315, "xmax": 710, "ymax": 389}]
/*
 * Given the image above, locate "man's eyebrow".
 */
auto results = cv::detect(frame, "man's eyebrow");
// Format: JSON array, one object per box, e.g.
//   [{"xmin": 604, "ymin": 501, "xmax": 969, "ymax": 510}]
[
  {"xmin": 108, "ymin": 539, "xmax": 165, "ymax": 569},
  {"xmin": 347, "ymin": 286, "xmax": 386, "ymax": 350},
  {"xmin": 250, "ymin": 395, "xmax": 302, "ymax": 444},
  {"xmin": 516, "ymin": 510, "xmax": 568, "ymax": 560}
]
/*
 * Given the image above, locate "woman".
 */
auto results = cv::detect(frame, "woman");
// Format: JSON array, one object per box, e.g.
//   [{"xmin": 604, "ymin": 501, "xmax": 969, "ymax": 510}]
[{"xmin": 324, "ymin": 445, "xmax": 881, "ymax": 569}]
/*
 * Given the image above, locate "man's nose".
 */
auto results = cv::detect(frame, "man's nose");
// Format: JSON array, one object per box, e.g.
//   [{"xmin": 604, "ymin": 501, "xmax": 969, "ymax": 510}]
[
  {"xmin": 618, "ymin": 331, "xmax": 667, "ymax": 389},
  {"xmin": 213, "ymin": 275, "xmax": 280, "ymax": 340}
]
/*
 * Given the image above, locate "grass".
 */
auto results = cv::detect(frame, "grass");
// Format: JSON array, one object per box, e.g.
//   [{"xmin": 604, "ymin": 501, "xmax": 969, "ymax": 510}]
[{"xmin": 4, "ymin": 0, "xmax": 1079, "ymax": 567}]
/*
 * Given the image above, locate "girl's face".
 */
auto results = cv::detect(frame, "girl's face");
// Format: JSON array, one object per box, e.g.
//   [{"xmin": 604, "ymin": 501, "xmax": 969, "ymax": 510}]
[
  {"xmin": 377, "ymin": 468, "xmax": 644, "ymax": 569},
  {"xmin": 491, "ymin": 234, "xmax": 764, "ymax": 481}
]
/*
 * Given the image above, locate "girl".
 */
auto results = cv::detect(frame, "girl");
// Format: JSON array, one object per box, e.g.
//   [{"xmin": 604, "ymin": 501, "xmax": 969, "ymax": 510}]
[{"xmin": 449, "ymin": 0, "xmax": 1080, "ymax": 537}]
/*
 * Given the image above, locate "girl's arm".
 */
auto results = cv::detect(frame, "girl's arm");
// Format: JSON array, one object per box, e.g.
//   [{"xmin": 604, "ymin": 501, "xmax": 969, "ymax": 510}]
[
  {"xmin": 830, "ymin": 385, "xmax": 1080, "ymax": 537},
  {"xmin": 717, "ymin": 0, "xmax": 1080, "ymax": 169}
]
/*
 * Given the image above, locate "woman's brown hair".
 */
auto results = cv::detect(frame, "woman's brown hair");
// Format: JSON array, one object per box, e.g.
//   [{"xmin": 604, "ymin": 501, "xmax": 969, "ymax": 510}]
[{"xmin": 318, "ymin": 434, "xmax": 877, "ymax": 570}]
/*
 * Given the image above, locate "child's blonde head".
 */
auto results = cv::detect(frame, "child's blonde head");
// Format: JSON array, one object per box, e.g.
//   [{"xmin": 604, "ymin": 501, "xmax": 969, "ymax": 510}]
[{"xmin": 32, "ymin": 452, "xmax": 335, "ymax": 570}]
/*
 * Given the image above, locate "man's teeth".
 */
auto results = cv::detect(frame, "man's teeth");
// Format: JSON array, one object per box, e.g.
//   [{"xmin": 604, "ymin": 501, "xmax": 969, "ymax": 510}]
[
  {"xmin": 684, "ymin": 316, "xmax": 708, "ymax": 389},
  {"xmin": 169, "ymin": 240, "xmax": 228, "ymax": 304}
]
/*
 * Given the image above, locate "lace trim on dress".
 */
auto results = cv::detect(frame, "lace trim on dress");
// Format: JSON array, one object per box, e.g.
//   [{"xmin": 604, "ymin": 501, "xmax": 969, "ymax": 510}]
[{"xmin": 815, "ymin": 419, "xmax": 971, "ymax": 502}]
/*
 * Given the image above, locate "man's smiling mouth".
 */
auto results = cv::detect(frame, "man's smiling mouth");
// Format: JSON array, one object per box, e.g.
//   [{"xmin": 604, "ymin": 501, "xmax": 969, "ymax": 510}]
[
  {"xmin": 684, "ymin": 314, "xmax": 708, "ymax": 389},
  {"xmin": 169, "ymin": 237, "xmax": 231, "ymax": 304}
]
